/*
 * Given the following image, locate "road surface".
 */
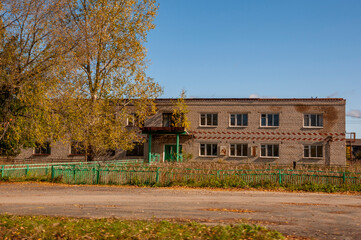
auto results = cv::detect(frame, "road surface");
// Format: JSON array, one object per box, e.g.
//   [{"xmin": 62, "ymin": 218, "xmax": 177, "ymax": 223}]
[{"xmin": 0, "ymin": 183, "xmax": 360, "ymax": 239}]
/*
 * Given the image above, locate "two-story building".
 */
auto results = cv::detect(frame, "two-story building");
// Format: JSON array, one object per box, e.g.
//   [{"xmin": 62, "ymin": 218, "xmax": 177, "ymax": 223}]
[
  {"xmin": 143, "ymin": 98, "xmax": 346, "ymax": 165},
  {"xmin": 11, "ymin": 98, "xmax": 346, "ymax": 165}
]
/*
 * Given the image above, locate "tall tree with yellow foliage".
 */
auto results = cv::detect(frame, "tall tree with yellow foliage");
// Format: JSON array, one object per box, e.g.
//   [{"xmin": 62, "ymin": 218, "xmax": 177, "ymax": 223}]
[
  {"xmin": 54, "ymin": 0, "xmax": 162, "ymax": 160},
  {"xmin": 0, "ymin": 0, "xmax": 162, "ymax": 159}
]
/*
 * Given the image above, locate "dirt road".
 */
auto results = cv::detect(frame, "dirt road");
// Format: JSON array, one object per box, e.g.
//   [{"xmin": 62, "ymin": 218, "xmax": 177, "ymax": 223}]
[{"xmin": 0, "ymin": 183, "xmax": 360, "ymax": 239}]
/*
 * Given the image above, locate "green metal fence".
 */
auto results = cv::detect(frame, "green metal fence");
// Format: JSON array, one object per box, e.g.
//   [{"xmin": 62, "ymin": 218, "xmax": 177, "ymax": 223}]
[
  {"xmin": 51, "ymin": 166, "xmax": 361, "ymax": 186},
  {"xmin": 2, "ymin": 161, "xmax": 361, "ymax": 186},
  {"xmin": 0, "ymin": 159, "xmax": 144, "ymax": 179}
]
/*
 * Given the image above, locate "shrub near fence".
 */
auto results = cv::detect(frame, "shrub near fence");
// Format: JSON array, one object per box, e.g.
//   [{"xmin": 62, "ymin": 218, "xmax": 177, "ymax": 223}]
[{"xmin": 52, "ymin": 165, "xmax": 361, "ymax": 187}]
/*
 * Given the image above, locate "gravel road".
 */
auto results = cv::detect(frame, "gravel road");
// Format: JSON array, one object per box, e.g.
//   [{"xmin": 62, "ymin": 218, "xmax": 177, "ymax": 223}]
[{"xmin": 0, "ymin": 183, "xmax": 360, "ymax": 240}]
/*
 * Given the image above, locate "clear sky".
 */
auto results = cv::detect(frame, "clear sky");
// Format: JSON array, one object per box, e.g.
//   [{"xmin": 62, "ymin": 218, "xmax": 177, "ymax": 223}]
[{"xmin": 145, "ymin": 0, "xmax": 361, "ymax": 137}]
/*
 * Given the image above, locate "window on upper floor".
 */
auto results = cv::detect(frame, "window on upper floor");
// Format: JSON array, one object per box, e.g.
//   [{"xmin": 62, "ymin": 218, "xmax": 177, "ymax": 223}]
[
  {"xmin": 200, "ymin": 113, "xmax": 218, "ymax": 126},
  {"xmin": 230, "ymin": 114, "xmax": 248, "ymax": 127},
  {"xmin": 304, "ymin": 114, "xmax": 323, "ymax": 128},
  {"xmin": 162, "ymin": 113, "xmax": 173, "ymax": 127},
  {"xmin": 261, "ymin": 114, "xmax": 279, "ymax": 127},
  {"xmin": 34, "ymin": 142, "xmax": 51, "ymax": 155},
  {"xmin": 127, "ymin": 113, "xmax": 143, "ymax": 127},
  {"xmin": 260, "ymin": 144, "xmax": 279, "ymax": 157},
  {"xmin": 200, "ymin": 143, "xmax": 218, "ymax": 156},
  {"xmin": 230, "ymin": 143, "xmax": 248, "ymax": 157},
  {"xmin": 304, "ymin": 145, "xmax": 323, "ymax": 158}
]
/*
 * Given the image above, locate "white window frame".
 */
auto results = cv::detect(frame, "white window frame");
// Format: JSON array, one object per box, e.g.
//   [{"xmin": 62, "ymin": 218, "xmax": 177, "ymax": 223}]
[
  {"xmin": 304, "ymin": 145, "xmax": 323, "ymax": 158},
  {"xmin": 199, "ymin": 113, "xmax": 218, "ymax": 127},
  {"xmin": 229, "ymin": 143, "xmax": 248, "ymax": 157},
  {"xmin": 260, "ymin": 144, "xmax": 279, "ymax": 158},
  {"xmin": 229, "ymin": 114, "xmax": 248, "ymax": 127},
  {"xmin": 303, "ymin": 114, "xmax": 323, "ymax": 128},
  {"xmin": 260, "ymin": 113, "xmax": 279, "ymax": 127},
  {"xmin": 199, "ymin": 143, "xmax": 218, "ymax": 156}
]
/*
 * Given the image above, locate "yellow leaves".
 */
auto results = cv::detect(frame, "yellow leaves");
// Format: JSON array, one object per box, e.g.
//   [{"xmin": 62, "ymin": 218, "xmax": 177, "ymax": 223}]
[{"xmin": 171, "ymin": 90, "xmax": 190, "ymax": 129}]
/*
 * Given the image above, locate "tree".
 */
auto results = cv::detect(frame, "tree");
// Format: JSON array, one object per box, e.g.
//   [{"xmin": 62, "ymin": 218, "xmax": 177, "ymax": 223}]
[
  {"xmin": 0, "ymin": 0, "xmax": 70, "ymax": 156},
  {"xmin": 0, "ymin": 0, "xmax": 161, "ymax": 160},
  {"xmin": 171, "ymin": 90, "xmax": 190, "ymax": 129},
  {"xmin": 53, "ymin": 0, "xmax": 162, "ymax": 160}
]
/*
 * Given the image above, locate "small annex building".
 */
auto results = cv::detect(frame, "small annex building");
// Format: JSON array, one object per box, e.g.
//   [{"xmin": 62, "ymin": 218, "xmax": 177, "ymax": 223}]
[{"xmin": 11, "ymin": 98, "xmax": 346, "ymax": 165}]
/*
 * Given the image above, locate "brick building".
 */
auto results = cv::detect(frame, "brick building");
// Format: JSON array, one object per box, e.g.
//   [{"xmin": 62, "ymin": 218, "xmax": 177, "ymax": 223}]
[{"xmin": 13, "ymin": 98, "xmax": 346, "ymax": 165}]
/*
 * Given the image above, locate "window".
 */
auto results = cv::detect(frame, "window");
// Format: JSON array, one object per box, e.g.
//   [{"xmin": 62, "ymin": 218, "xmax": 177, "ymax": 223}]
[
  {"xmin": 200, "ymin": 143, "xmax": 217, "ymax": 156},
  {"xmin": 200, "ymin": 113, "xmax": 218, "ymax": 126},
  {"xmin": 230, "ymin": 144, "xmax": 248, "ymax": 157},
  {"xmin": 162, "ymin": 113, "xmax": 173, "ymax": 127},
  {"xmin": 70, "ymin": 141, "xmax": 85, "ymax": 155},
  {"xmin": 127, "ymin": 113, "xmax": 143, "ymax": 127},
  {"xmin": 304, "ymin": 114, "xmax": 323, "ymax": 127},
  {"xmin": 126, "ymin": 142, "xmax": 144, "ymax": 156},
  {"xmin": 34, "ymin": 142, "xmax": 51, "ymax": 155},
  {"xmin": 230, "ymin": 114, "xmax": 248, "ymax": 127},
  {"xmin": 304, "ymin": 145, "xmax": 323, "ymax": 158},
  {"xmin": 260, "ymin": 144, "xmax": 279, "ymax": 157},
  {"xmin": 261, "ymin": 114, "xmax": 279, "ymax": 127}
]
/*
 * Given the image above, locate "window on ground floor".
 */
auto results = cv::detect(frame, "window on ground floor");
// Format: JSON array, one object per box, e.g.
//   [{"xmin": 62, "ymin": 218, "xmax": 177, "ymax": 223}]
[
  {"xmin": 230, "ymin": 143, "xmax": 248, "ymax": 157},
  {"xmin": 304, "ymin": 145, "xmax": 323, "ymax": 158},
  {"xmin": 34, "ymin": 142, "xmax": 51, "ymax": 155},
  {"xmin": 126, "ymin": 142, "xmax": 144, "ymax": 156},
  {"xmin": 70, "ymin": 141, "xmax": 86, "ymax": 155},
  {"xmin": 200, "ymin": 143, "xmax": 217, "ymax": 156},
  {"xmin": 260, "ymin": 144, "xmax": 279, "ymax": 157}
]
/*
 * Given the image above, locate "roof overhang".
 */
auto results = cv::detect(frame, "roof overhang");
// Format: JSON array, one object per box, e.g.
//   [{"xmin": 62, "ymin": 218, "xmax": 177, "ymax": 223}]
[{"xmin": 141, "ymin": 127, "xmax": 188, "ymax": 135}]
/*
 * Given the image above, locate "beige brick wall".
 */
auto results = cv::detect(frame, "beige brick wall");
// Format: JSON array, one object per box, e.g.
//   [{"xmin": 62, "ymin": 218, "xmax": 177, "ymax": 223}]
[
  {"xmin": 11, "ymin": 98, "xmax": 346, "ymax": 165},
  {"xmin": 148, "ymin": 98, "xmax": 346, "ymax": 165}
]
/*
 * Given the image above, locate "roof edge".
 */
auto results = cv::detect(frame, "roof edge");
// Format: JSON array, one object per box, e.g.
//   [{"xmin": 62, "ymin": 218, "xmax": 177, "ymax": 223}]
[{"xmin": 154, "ymin": 98, "xmax": 345, "ymax": 102}]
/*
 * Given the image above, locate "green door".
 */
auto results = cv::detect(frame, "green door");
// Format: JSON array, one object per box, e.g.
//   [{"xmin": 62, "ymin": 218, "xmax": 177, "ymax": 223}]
[{"xmin": 164, "ymin": 145, "xmax": 182, "ymax": 162}]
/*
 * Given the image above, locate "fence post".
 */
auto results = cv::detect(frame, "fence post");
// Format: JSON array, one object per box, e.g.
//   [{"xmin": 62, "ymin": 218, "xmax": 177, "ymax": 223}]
[
  {"xmin": 25, "ymin": 164, "xmax": 29, "ymax": 177},
  {"xmin": 73, "ymin": 165, "xmax": 76, "ymax": 184},
  {"xmin": 156, "ymin": 167, "xmax": 160, "ymax": 183},
  {"xmin": 278, "ymin": 170, "xmax": 282, "ymax": 185},
  {"xmin": 51, "ymin": 166, "xmax": 54, "ymax": 180},
  {"xmin": 217, "ymin": 170, "xmax": 220, "ymax": 179},
  {"xmin": 342, "ymin": 172, "xmax": 346, "ymax": 184},
  {"xmin": 96, "ymin": 167, "xmax": 100, "ymax": 184}
]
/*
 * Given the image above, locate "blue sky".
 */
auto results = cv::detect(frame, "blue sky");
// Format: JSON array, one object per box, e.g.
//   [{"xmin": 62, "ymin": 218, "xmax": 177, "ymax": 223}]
[{"xmin": 145, "ymin": 0, "xmax": 361, "ymax": 137}]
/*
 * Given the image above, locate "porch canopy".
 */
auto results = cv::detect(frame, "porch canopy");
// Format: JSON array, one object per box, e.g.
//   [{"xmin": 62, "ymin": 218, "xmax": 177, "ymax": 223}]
[{"xmin": 141, "ymin": 127, "xmax": 188, "ymax": 162}]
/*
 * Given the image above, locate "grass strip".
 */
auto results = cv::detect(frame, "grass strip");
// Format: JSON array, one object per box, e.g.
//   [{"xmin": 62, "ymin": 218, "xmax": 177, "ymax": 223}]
[
  {"xmin": 0, "ymin": 214, "xmax": 284, "ymax": 240},
  {"xmin": 1, "ymin": 175, "xmax": 361, "ymax": 193}
]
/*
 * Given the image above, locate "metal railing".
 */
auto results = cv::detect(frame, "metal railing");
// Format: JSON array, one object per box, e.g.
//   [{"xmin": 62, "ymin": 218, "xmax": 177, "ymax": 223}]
[
  {"xmin": 1, "ymin": 161, "xmax": 360, "ymax": 186},
  {"xmin": 50, "ymin": 166, "xmax": 361, "ymax": 186},
  {"xmin": 0, "ymin": 159, "xmax": 144, "ymax": 179}
]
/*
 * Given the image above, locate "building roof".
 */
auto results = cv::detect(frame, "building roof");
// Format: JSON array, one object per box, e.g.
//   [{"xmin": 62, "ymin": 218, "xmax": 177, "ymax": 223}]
[{"xmin": 155, "ymin": 98, "xmax": 345, "ymax": 102}]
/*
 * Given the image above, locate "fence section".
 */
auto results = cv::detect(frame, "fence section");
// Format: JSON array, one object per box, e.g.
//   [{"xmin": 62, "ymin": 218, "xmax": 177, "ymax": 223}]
[
  {"xmin": 51, "ymin": 166, "xmax": 361, "ymax": 186},
  {"xmin": 0, "ymin": 159, "xmax": 144, "ymax": 179}
]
